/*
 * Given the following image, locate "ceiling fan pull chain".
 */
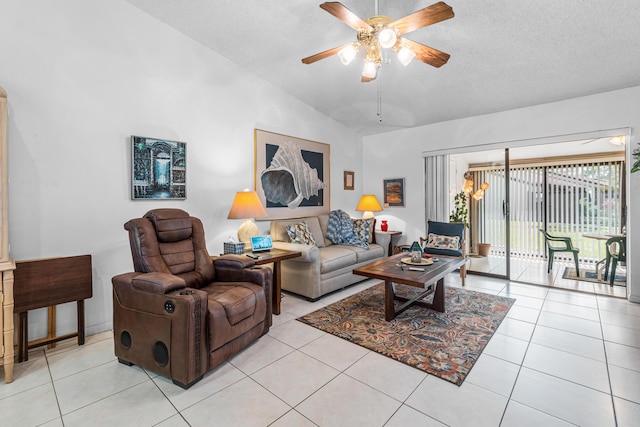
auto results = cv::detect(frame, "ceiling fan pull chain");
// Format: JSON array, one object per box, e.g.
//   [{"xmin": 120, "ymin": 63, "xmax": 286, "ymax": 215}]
[{"xmin": 377, "ymin": 78, "xmax": 383, "ymax": 122}]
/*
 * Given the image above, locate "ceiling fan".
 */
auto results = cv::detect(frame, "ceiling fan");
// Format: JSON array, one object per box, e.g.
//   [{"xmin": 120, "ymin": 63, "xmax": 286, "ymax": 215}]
[{"xmin": 302, "ymin": 1, "xmax": 454, "ymax": 82}]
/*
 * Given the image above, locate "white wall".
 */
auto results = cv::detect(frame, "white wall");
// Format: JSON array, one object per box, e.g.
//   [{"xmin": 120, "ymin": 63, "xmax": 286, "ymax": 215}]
[
  {"xmin": 364, "ymin": 86, "xmax": 640, "ymax": 302},
  {"xmin": 0, "ymin": 0, "xmax": 364, "ymax": 337}
]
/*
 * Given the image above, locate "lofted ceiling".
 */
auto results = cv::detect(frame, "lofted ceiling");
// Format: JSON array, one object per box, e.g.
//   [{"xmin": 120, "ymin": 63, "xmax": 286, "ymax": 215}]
[{"xmin": 125, "ymin": 0, "xmax": 640, "ymax": 136}]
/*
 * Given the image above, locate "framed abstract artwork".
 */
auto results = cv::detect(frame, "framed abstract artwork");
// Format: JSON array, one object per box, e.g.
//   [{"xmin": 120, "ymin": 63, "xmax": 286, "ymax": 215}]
[
  {"xmin": 383, "ymin": 178, "xmax": 405, "ymax": 207},
  {"xmin": 131, "ymin": 136, "xmax": 186, "ymax": 200},
  {"xmin": 255, "ymin": 129, "xmax": 330, "ymax": 219}
]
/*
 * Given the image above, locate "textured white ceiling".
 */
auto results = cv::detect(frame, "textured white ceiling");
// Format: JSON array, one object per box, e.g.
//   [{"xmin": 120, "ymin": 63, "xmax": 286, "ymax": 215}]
[{"xmin": 125, "ymin": 0, "xmax": 640, "ymax": 136}]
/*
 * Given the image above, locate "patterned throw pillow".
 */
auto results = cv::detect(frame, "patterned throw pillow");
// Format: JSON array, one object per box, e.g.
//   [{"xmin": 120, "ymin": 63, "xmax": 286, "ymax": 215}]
[
  {"xmin": 352, "ymin": 218, "xmax": 374, "ymax": 243},
  {"xmin": 286, "ymin": 222, "xmax": 317, "ymax": 245},
  {"xmin": 425, "ymin": 233, "xmax": 460, "ymax": 251}
]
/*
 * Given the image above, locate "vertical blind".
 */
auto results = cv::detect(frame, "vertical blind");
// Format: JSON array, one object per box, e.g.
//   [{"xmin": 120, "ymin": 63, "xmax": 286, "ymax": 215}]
[
  {"xmin": 424, "ymin": 155, "xmax": 450, "ymax": 223},
  {"xmin": 472, "ymin": 160, "xmax": 622, "ymax": 262}
]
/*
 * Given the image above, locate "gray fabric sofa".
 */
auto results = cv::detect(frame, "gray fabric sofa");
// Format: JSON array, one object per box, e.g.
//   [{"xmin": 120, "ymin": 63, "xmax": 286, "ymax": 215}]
[{"xmin": 269, "ymin": 214, "xmax": 391, "ymax": 301}]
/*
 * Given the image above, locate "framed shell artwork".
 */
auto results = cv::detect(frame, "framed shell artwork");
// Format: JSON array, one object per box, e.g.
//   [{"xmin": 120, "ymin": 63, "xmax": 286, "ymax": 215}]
[{"xmin": 255, "ymin": 129, "xmax": 330, "ymax": 219}]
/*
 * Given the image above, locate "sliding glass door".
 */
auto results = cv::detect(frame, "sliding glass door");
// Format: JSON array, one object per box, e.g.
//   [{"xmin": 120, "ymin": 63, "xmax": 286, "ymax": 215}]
[
  {"xmin": 461, "ymin": 145, "xmax": 625, "ymax": 282},
  {"xmin": 428, "ymin": 134, "xmax": 627, "ymax": 285},
  {"xmin": 465, "ymin": 149, "xmax": 509, "ymax": 278}
]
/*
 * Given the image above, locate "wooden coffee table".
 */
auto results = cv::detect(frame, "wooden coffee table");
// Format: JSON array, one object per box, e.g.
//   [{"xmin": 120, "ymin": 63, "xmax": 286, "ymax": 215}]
[{"xmin": 353, "ymin": 252, "xmax": 467, "ymax": 321}]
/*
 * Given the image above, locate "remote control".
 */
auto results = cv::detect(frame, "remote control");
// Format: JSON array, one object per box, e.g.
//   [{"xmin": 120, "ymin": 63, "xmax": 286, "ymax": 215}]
[
  {"xmin": 246, "ymin": 254, "xmax": 259, "ymax": 259},
  {"xmin": 409, "ymin": 267, "xmax": 425, "ymax": 271}
]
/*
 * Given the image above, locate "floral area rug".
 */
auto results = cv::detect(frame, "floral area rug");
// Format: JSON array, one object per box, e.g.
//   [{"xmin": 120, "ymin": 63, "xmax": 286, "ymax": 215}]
[{"xmin": 297, "ymin": 283, "xmax": 515, "ymax": 385}]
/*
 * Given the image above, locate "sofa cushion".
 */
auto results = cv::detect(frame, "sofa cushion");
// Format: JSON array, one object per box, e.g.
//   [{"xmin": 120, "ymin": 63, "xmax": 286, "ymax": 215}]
[
  {"xmin": 205, "ymin": 282, "xmax": 265, "ymax": 349},
  {"xmin": 286, "ymin": 222, "xmax": 317, "ymax": 245},
  {"xmin": 319, "ymin": 245, "xmax": 358, "ymax": 273},
  {"xmin": 347, "ymin": 244, "xmax": 384, "ymax": 263},
  {"xmin": 270, "ymin": 217, "xmax": 326, "ymax": 248}
]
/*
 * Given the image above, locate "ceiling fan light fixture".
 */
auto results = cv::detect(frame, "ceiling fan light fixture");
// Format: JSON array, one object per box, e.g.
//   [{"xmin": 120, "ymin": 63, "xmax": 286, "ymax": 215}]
[
  {"xmin": 338, "ymin": 43, "xmax": 359, "ymax": 65},
  {"xmin": 378, "ymin": 27, "xmax": 397, "ymax": 49},
  {"xmin": 397, "ymin": 47, "xmax": 416, "ymax": 66},
  {"xmin": 362, "ymin": 60, "xmax": 378, "ymax": 79},
  {"xmin": 609, "ymin": 136, "xmax": 625, "ymax": 146}
]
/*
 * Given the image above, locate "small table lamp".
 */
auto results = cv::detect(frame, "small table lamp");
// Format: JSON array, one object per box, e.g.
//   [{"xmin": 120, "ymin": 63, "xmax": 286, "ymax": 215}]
[
  {"xmin": 356, "ymin": 194, "xmax": 383, "ymax": 219},
  {"xmin": 227, "ymin": 190, "xmax": 267, "ymax": 248}
]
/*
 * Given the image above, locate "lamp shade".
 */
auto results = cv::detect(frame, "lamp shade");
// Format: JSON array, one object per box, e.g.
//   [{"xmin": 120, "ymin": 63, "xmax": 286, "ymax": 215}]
[
  {"xmin": 356, "ymin": 194, "xmax": 383, "ymax": 219},
  {"xmin": 227, "ymin": 191, "xmax": 267, "ymax": 219}
]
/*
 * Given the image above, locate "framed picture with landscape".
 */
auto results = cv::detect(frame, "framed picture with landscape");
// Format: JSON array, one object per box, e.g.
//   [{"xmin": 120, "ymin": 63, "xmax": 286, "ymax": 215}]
[
  {"xmin": 383, "ymin": 178, "xmax": 405, "ymax": 207},
  {"xmin": 255, "ymin": 129, "xmax": 330, "ymax": 219}
]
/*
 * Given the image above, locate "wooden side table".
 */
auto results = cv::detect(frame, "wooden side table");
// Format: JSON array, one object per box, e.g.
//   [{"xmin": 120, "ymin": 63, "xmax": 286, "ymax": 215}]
[
  {"xmin": 14, "ymin": 255, "xmax": 92, "ymax": 362},
  {"xmin": 248, "ymin": 249, "xmax": 301, "ymax": 315}
]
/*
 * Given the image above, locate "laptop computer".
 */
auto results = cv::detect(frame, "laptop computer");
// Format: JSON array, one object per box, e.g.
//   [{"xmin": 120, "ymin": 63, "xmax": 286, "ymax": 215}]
[{"xmin": 250, "ymin": 235, "xmax": 273, "ymax": 253}]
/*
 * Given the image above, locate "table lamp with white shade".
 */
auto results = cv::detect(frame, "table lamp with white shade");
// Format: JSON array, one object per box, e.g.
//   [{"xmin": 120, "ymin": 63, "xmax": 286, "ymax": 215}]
[{"xmin": 227, "ymin": 190, "xmax": 267, "ymax": 248}]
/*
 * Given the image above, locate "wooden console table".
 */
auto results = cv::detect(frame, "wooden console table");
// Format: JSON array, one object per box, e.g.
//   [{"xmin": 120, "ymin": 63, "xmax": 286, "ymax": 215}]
[{"xmin": 13, "ymin": 255, "xmax": 92, "ymax": 362}]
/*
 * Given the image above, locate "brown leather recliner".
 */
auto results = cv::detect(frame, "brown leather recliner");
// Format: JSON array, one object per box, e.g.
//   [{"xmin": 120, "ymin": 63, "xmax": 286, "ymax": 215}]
[{"xmin": 112, "ymin": 208, "xmax": 272, "ymax": 388}]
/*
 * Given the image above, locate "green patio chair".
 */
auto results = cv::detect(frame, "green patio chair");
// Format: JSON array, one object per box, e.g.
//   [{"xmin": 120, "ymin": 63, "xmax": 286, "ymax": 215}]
[
  {"xmin": 539, "ymin": 229, "xmax": 580, "ymax": 276},
  {"xmin": 603, "ymin": 236, "xmax": 626, "ymax": 286}
]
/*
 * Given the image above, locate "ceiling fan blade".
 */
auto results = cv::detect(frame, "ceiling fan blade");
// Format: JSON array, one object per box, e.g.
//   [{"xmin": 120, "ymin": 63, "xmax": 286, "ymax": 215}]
[
  {"xmin": 400, "ymin": 38, "xmax": 450, "ymax": 68},
  {"xmin": 391, "ymin": 1, "xmax": 454, "ymax": 36},
  {"xmin": 320, "ymin": 2, "xmax": 372, "ymax": 31},
  {"xmin": 361, "ymin": 75, "xmax": 376, "ymax": 83},
  {"xmin": 302, "ymin": 44, "xmax": 350, "ymax": 64}
]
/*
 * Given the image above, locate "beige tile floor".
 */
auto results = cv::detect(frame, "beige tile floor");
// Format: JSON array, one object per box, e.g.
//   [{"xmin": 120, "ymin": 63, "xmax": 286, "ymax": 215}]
[{"xmin": 1, "ymin": 273, "xmax": 639, "ymax": 426}]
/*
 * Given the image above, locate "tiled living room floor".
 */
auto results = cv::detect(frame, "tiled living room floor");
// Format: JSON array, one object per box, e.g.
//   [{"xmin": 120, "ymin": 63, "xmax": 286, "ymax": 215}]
[{"xmin": 1, "ymin": 274, "xmax": 640, "ymax": 427}]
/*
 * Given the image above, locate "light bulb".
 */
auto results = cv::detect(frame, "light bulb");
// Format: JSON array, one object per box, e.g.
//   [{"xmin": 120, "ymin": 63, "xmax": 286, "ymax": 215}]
[
  {"xmin": 362, "ymin": 61, "xmax": 378, "ymax": 79},
  {"xmin": 338, "ymin": 43, "xmax": 358, "ymax": 65},
  {"xmin": 397, "ymin": 47, "xmax": 416, "ymax": 66},
  {"xmin": 473, "ymin": 190, "xmax": 484, "ymax": 200},
  {"xmin": 378, "ymin": 27, "xmax": 397, "ymax": 49},
  {"xmin": 609, "ymin": 136, "xmax": 625, "ymax": 145}
]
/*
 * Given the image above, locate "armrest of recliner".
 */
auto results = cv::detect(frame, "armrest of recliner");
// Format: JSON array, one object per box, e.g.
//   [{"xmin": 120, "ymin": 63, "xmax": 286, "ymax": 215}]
[
  {"xmin": 213, "ymin": 254, "xmax": 255, "ymax": 268},
  {"xmin": 213, "ymin": 255, "xmax": 272, "ymax": 287},
  {"xmin": 131, "ymin": 272, "xmax": 187, "ymax": 294},
  {"xmin": 112, "ymin": 271, "xmax": 209, "ymax": 388}
]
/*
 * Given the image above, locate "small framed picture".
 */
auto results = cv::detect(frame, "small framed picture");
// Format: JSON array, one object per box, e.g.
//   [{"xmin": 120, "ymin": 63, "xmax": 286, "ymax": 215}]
[
  {"xmin": 383, "ymin": 178, "xmax": 405, "ymax": 207},
  {"xmin": 344, "ymin": 171, "xmax": 354, "ymax": 190}
]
